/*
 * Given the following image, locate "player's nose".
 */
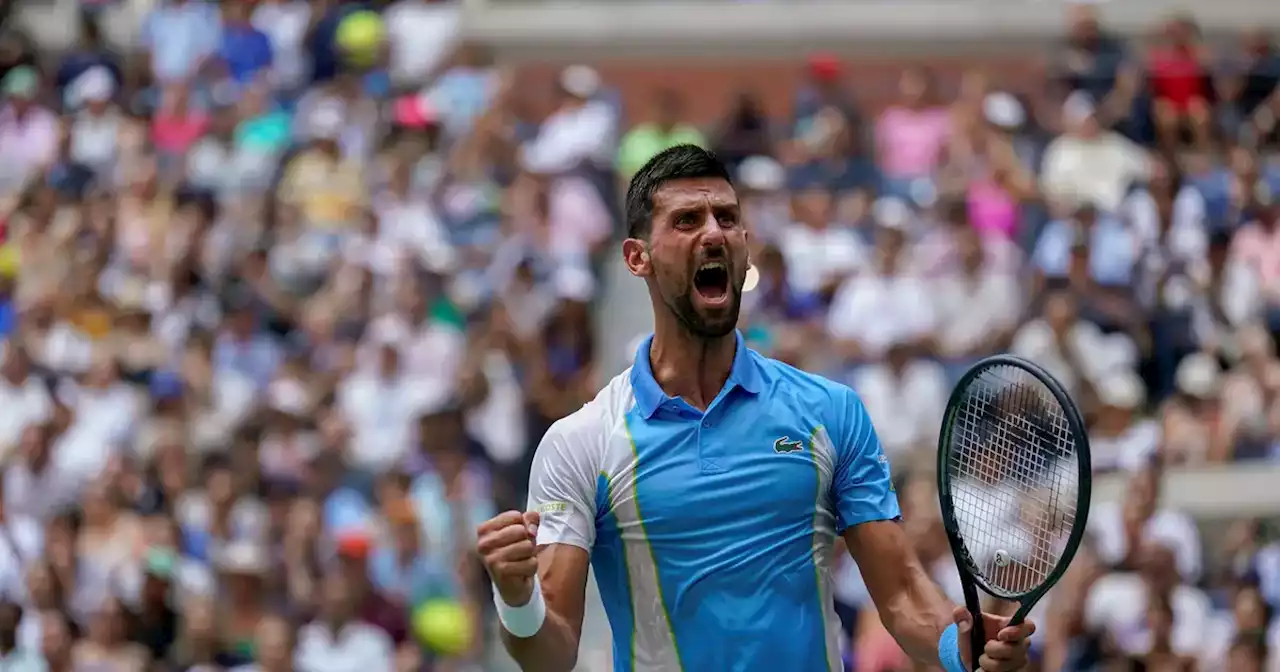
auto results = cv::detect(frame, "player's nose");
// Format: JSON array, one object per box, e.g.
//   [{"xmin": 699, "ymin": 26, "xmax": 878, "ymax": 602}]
[{"xmin": 697, "ymin": 215, "xmax": 727, "ymax": 248}]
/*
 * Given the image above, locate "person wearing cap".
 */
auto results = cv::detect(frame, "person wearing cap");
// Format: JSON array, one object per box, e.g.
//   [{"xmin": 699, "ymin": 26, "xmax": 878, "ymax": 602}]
[
  {"xmin": 1091, "ymin": 372, "xmax": 1160, "ymax": 472},
  {"xmin": 213, "ymin": 540, "xmax": 273, "ymax": 663},
  {"xmin": 791, "ymin": 53, "xmax": 857, "ymax": 144},
  {"xmin": 135, "ymin": 548, "xmax": 181, "ymax": 662},
  {"xmin": 0, "ymin": 65, "xmax": 58, "ymax": 192},
  {"xmin": 1163, "ymin": 352, "xmax": 1235, "ymax": 464},
  {"xmin": 65, "ymin": 66, "xmax": 123, "ymax": 179}
]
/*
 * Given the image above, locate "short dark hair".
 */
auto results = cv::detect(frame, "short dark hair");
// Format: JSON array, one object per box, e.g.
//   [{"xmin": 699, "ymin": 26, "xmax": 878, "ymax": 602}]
[{"xmin": 625, "ymin": 144, "xmax": 733, "ymax": 240}]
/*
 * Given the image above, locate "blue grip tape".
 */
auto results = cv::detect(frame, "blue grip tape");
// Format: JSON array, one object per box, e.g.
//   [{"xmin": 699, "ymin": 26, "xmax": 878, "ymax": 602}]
[{"xmin": 938, "ymin": 622, "xmax": 969, "ymax": 672}]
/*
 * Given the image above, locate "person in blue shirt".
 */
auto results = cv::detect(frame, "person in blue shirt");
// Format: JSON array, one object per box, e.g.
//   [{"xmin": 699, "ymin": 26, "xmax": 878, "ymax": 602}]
[
  {"xmin": 476, "ymin": 145, "xmax": 1035, "ymax": 672},
  {"xmin": 218, "ymin": 0, "xmax": 274, "ymax": 86}
]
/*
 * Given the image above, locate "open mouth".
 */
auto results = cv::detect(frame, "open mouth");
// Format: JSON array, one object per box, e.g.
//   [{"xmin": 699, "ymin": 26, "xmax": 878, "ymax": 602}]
[{"xmin": 693, "ymin": 262, "xmax": 730, "ymax": 304}]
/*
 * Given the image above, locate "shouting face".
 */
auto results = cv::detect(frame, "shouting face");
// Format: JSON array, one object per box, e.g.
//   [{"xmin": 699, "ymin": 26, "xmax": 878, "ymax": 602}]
[{"xmin": 627, "ymin": 176, "xmax": 749, "ymax": 338}]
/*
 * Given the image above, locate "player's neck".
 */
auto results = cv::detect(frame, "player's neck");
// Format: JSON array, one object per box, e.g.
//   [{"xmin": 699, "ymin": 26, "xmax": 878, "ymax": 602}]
[{"xmin": 648, "ymin": 326, "xmax": 737, "ymax": 411}]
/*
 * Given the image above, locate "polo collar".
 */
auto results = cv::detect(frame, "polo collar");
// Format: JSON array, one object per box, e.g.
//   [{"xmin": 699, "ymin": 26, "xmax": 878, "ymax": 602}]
[{"xmin": 630, "ymin": 330, "xmax": 763, "ymax": 419}]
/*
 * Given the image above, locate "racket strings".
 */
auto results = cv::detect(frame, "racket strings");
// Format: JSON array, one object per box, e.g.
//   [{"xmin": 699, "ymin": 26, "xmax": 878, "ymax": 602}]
[{"xmin": 948, "ymin": 364, "xmax": 1080, "ymax": 598}]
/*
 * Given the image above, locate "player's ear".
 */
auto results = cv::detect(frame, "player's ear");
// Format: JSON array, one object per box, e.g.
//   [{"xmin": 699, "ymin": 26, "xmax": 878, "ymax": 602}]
[{"xmin": 622, "ymin": 238, "xmax": 652, "ymax": 278}]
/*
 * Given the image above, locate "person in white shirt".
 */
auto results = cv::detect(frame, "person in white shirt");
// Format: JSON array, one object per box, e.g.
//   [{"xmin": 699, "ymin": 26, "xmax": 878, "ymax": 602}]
[
  {"xmin": 0, "ymin": 345, "xmax": 52, "ymax": 463},
  {"xmin": 383, "ymin": 0, "xmax": 459, "ymax": 89},
  {"xmin": 1041, "ymin": 91, "xmax": 1149, "ymax": 213},
  {"xmin": 827, "ymin": 216, "xmax": 931, "ymax": 363},
  {"xmin": 251, "ymin": 0, "xmax": 312, "ymax": 93},
  {"xmin": 778, "ymin": 188, "xmax": 866, "ymax": 297},
  {"xmin": 929, "ymin": 222, "xmax": 1023, "ymax": 367},
  {"xmin": 66, "ymin": 66, "xmax": 123, "ymax": 179},
  {"xmin": 520, "ymin": 66, "xmax": 617, "ymax": 175},
  {"xmin": 851, "ymin": 340, "xmax": 948, "ymax": 458},
  {"xmin": 294, "ymin": 569, "xmax": 394, "ymax": 672},
  {"xmin": 337, "ymin": 341, "xmax": 422, "ymax": 474},
  {"xmin": 1090, "ymin": 465, "xmax": 1202, "ymax": 583},
  {"xmin": 1090, "ymin": 372, "xmax": 1162, "ymax": 472},
  {"xmin": 1009, "ymin": 290, "xmax": 1103, "ymax": 400},
  {"xmin": 1084, "ymin": 541, "xmax": 1212, "ymax": 660}
]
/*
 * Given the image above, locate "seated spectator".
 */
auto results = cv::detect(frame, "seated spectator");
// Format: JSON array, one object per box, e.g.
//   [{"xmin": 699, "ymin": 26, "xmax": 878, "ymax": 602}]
[
  {"xmin": 927, "ymin": 220, "xmax": 1022, "ymax": 375},
  {"xmin": 251, "ymin": 0, "xmax": 313, "ymax": 95},
  {"xmin": 295, "ymin": 567, "xmax": 395, "ymax": 671},
  {"xmin": 1041, "ymin": 91, "xmax": 1149, "ymax": 214},
  {"xmin": 1230, "ymin": 195, "xmax": 1280, "ymax": 333},
  {"xmin": 1056, "ymin": 3, "xmax": 1130, "ymax": 104},
  {"xmin": 520, "ymin": 66, "xmax": 616, "ymax": 176},
  {"xmin": 827, "ymin": 212, "xmax": 929, "ymax": 364},
  {"xmin": 1084, "ymin": 541, "xmax": 1212, "ymax": 662},
  {"xmin": 714, "ymin": 93, "xmax": 774, "ymax": 173},
  {"xmin": 1218, "ymin": 29, "xmax": 1280, "ymax": 148},
  {"xmin": 140, "ymin": 0, "xmax": 222, "ymax": 87},
  {"xmin": 1010, "ymin": 289, "xmax": 1101, "ymax": 399},
  {"xmin": 850, "ymin": 338, "xmax": 947, "ymax": 458},
  {"xmin": 617, "ymin": 89, "xmax": 707, "ymax": 181},
  {"xmin": 0, "ymin": 67, "xmax": 58, "ymax": 194},
  {"xmin": 218, "ymin": 0, "xmax": 275, "ymax": 88},
  {"xmin": 779, "ymin": 185, "xmax": 865, "ymax": 300},
  {"xmin": 876, "ymin": 67, "xmax": 950, "ymax": 198},
  {"xmin": 1091, "ymin": 372, "xmax": 1161, "ymax": 472},
  {"xmin": 1147, "ymin": 15, "xmax": 1215, "ymax": 150},
  {"xmin": 1163, "ymin": 352, "xmax": 1241, "ymax": 464},
  {"xmin": 53, "ymin": 16, "xmax": 122, "ymax": 102},
  {"xmin": 1092, "ymin": 465, "xmax": 1202, "ymax": 581},
  {"xmin": 72, "ymin": 596, "xmax": 150, "ymax": 671}
]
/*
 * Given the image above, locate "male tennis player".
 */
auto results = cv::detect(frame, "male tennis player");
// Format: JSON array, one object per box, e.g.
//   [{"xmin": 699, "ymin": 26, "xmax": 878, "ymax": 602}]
[{"xmin": 476, "ymin": 144, "xmax": 1035, "ymax": 672}]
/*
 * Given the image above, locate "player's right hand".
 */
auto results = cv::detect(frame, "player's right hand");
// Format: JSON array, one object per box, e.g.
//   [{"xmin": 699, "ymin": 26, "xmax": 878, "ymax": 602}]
[{"xmin": 477, "ymin": 510, "xmax": 541, "ymax": 606}]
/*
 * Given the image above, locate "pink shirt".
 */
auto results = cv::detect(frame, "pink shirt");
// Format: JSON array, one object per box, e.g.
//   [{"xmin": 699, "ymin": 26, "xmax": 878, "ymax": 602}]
[
  {"xmin": 875, "ymin": 106, "xmax": 951, "ymax": 178},
  {"xmin": 151, "ymin": 113, "xmax": 208, "ymax": 154},
  {"xmin": 968, "ymin": 179, "xmax": 1019, "ymax": 240},
  {"xmin": 1232, "ymin": 221, "xmax": 1280, "ymax": 290},
  {"xmin": 0, "ymin": 105, "xmax": 59, "ymax": 178}
]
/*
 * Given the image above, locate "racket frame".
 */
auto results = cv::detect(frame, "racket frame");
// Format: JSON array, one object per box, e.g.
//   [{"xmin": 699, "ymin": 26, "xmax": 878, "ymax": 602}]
[{"xmin": 935, "ymin": 354, "xmax": 1092, "ymax": 669}]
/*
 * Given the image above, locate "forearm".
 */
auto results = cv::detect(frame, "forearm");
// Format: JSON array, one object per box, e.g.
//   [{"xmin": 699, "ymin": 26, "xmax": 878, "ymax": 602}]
[
  {"xmin": 878, "ymin": 561, "xmax": 956, "ymax": 665},
  {"xmin": 499, "ymin": 609, "xmax": 580, "ymax": 672}
]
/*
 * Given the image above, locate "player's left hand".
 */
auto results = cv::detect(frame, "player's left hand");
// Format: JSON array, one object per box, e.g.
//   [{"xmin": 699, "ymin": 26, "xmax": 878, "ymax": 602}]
[{"xmin": 954, "ymin": 606, "xmax": 1034, "ymax": 671}]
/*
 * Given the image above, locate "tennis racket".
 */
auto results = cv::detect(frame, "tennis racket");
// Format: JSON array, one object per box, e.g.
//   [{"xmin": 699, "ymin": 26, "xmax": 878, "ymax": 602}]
[{"xmin": 936, "ymin": 355, "xmax": 1091, "ymax": 670}]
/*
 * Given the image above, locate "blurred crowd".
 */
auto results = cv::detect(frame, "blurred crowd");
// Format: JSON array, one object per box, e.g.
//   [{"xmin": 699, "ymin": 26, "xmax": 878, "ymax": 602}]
[{"xmin": 0, "ymin": 0, "xmax": 1279, "ymax": 670}]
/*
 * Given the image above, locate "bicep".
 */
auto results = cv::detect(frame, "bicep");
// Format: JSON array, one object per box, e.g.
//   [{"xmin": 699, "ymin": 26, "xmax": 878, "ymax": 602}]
[{"xmin": 537, "ymin": 542, "xmax": 592, "ymax": 638}]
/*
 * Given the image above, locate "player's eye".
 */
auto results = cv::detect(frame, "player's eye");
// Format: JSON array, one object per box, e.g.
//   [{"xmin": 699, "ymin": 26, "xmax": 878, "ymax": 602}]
[{"xmin": 674, "ymin": 213, "xmax": 698, "ymax": 228}]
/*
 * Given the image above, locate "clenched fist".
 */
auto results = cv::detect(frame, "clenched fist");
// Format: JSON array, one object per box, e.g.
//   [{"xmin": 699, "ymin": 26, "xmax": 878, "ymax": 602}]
[{"xmin": 477, "ymin": 510, "xmax": 541, "ymax": 606}]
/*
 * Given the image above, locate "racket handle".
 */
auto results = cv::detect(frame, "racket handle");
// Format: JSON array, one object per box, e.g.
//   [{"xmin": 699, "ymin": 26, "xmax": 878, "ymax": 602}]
[{"xmin": 968, "ymin": 608, "xmax": 987, "ymax": 672}]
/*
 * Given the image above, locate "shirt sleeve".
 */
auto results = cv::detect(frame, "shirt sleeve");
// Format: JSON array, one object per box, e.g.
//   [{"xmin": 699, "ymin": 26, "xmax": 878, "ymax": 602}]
[
  {"xmin": 525, "ymin": 412, "xmax": 601, "ymax": 550},
  {"xmin": 831, "ymin": 386, "xmax": 902, "ymax": 533}
]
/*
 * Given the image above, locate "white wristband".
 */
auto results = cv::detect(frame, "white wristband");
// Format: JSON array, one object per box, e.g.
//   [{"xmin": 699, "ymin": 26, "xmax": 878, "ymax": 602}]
[{"xmin": 494, "ymin": 576, "xmax": 547, "ymax": 638}]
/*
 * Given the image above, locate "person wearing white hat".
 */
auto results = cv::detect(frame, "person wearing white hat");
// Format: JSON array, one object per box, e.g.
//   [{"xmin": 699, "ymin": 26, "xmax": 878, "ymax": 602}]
[
  {"xmin": 519, "ymin": 65, "xmax": 616, "ymax": 176},
  {"xmin": 67, "ymin": 66, "xmax": 123, "ymax": 179},
  {"xmin": 1091, "ymin": 371, "xmax": 1161, "ymax": 472}
]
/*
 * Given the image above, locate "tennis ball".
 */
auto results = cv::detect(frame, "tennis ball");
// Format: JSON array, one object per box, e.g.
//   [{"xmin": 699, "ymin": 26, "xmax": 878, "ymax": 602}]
[
  {"xmin": 412, "ymin": 599, "xmax": 473, "ymax": 656},
  {"xmin": 335, "ymin": 11, "xmax": 385, "ymax": 67}
]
